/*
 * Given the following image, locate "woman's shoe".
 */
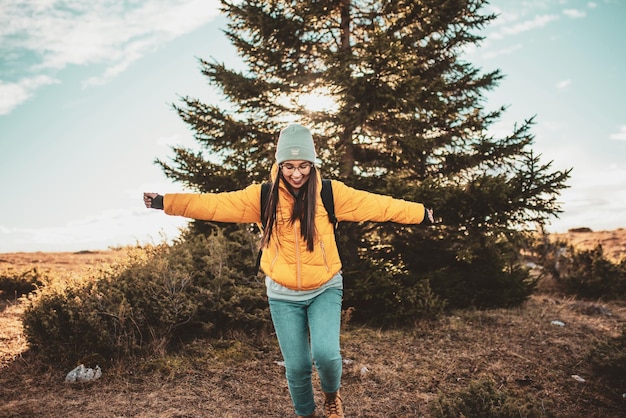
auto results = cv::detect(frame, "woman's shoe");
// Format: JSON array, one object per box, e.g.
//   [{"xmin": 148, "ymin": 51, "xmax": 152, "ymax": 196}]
[{"xmin": 323, "ymin": 391, "xmax": 344, "ymax": 418}]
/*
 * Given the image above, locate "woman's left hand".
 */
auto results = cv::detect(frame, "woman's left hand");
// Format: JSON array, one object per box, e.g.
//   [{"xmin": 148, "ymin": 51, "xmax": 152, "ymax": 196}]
[{"xmin": 426, "ymin": 208, "xmax": 435, "ymax": 224}]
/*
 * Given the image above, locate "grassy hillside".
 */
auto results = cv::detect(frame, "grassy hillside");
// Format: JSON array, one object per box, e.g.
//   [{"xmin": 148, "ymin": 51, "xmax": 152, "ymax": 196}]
[{"xmin": 0, "ymin": 231, "xmax": 624, "ymax": 417}]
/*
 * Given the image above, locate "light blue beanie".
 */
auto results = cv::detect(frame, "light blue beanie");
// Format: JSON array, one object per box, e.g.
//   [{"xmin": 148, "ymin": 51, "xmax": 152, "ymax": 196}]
[{"xmin": 275, "ymin": 124, "xmax": 316, "ymax": 164}]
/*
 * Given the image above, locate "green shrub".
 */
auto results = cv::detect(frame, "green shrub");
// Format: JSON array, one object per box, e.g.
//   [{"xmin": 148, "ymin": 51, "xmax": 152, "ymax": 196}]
[
  {"xmin": 538, "ymin": 240, "xmax": 626, "ymax": 299},
  {"xmin": 162, "ymin": 228, "xmax": 270, "ymax": 338},
  {"xmin": 561, "ymin": 245, "xmax": 626, "ymax": 299},
  {"xmin": 588, "ymin": 327, "xmax": 626, "ymax": 387},
  {"xmin": 0, "ymin": 268, "xmax": 46, "ymax": 297},
  {"xmin": 344, "ymin": 222, "xmax": 537, "ymax": 320},
  {"xmin": 345, "ymin": 254, "xmax": 445, "ymax": 326},
  {"xmin": 428, "ymin": 244, "xmax": 537, "ymax": 309},
  {"xmin": 429, "ymin": 378, "xmax": 554, "ymax": 418},
  {"xmin": 22, "ymin": 280, "xmax": 112, "ymax": 364},
  {"xmin": 22, "ymin": 227, "xmax": 271, "ymax": 365}
]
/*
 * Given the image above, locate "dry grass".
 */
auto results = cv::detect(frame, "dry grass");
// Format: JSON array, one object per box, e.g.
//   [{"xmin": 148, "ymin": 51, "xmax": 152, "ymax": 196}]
[
  {"xmin": 0, "ymin": 250, "xmax": 124, "ymax": 275},
  {"xmin": 0, "ymin": 232, "xmax": 625, "ymax": 417}
]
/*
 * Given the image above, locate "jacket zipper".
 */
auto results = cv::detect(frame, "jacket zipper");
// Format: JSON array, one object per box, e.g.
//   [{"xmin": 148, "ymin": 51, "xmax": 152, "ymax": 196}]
[
  {"xmin": 270, "ymin": 242, "xmax": 279, "ymax": 272},
  {"xmin": 293, "ymin": 226, "xmax": 302, "ymax": 289},
  {"xmin": 320, "ymin": 241, "xmax": 330, "ymax": 272}
]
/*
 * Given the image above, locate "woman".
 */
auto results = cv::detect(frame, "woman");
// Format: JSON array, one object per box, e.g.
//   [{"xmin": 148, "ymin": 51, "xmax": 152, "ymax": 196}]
[{"xmin": 144, "ymin": 123, "xmax": 434, "ymax": 418}]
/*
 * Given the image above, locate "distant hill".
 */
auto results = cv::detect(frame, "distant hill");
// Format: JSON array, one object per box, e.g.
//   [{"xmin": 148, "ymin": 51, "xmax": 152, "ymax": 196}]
[{"xmin": 550, "ymin": 227, "xmax": 626, "ymax": 262}]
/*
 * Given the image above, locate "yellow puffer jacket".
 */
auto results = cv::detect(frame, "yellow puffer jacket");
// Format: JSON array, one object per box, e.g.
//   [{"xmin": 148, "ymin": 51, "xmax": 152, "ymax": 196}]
[{"xmin": 163, "ymin": 167, "xmax": 427, "ymax": 291}]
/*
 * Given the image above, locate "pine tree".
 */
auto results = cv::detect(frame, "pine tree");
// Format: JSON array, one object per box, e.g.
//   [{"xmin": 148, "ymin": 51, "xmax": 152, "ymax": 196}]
[{"xmin": 158, "ymin": 0, "xmax": 571, "ymax": 322}]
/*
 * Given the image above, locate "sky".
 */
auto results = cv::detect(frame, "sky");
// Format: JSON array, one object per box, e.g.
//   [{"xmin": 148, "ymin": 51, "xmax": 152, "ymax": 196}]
[{"xmin": 1, "ymin": 0, "xmax": 625, "ymax": 253}]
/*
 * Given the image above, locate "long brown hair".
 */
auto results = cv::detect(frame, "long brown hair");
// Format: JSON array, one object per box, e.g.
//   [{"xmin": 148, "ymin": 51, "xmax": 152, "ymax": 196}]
[{"xmin": 261, "ymin": 166, "xmax": 318, "ymax": 252}]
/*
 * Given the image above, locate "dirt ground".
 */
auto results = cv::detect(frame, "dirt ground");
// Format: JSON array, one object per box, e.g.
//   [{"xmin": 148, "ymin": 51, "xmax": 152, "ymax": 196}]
[{"xmin": 1, "ymin": 233, "xmax": 625, "ymax": 417}]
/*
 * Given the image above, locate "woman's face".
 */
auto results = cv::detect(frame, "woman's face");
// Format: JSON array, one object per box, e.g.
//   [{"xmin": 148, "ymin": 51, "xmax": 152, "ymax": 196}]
[{"xmin": 280, "ymin": 160, "xmax": 313, "ymax": 191}]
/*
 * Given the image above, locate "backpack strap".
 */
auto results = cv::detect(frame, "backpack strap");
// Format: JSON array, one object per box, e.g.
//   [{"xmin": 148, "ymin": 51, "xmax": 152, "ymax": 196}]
[
  {"xmin": 321, "ymin": 179, "xmax": 341, "ymax": 262},
  {"xmin": 260, "ymin": 182, "xmax": 272, "ymax": 229},
  {"xmin": 320, "ymin": 179, "xmax": 337, "ymax": 227}
]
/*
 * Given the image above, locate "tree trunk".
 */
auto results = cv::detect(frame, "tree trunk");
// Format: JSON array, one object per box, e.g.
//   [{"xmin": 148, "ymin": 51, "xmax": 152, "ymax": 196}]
[{"xmin": 339, "ymin": 0, "xmax": 354, "ymax": 178}]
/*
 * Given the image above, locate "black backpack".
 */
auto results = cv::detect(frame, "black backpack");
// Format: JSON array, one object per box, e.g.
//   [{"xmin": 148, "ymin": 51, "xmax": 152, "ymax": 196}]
[{"xmin": 257, "ymin": 179, "xmax": 337, "ymax": 272}]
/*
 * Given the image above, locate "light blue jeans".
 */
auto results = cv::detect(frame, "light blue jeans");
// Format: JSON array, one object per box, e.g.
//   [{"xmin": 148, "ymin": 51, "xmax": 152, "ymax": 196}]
[{"xmin": 268, "ymin": 288, "xmax": 343, "ymax": 416}]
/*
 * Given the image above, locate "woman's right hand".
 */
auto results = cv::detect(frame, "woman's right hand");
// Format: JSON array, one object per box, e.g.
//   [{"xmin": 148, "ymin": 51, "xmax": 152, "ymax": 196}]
[{"xmin": 143, "ymin": 192, "xmax": 163, "ymax": 209}]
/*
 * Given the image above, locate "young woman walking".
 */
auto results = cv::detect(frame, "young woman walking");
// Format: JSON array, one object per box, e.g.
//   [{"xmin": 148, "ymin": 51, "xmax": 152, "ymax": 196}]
[{"xmin": 144, "ymin": 123, "xmax": 435, "ymax": 417}]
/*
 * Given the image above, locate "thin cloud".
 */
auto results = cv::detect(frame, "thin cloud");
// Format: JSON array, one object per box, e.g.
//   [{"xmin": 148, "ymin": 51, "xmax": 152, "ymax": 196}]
[
  {"xmin": 498, "ymin": 14, "xmax": 560, "ymax": 38},
  {"xmin": 483, "ymin": 1, "xmax": 577, "ymax": 41},
  {"xmin": 547, "ymin": 164, "xmax": 626, "ymax": 232},
  {"xmin": 563, "ymin": 9, "xmax": 586, "ymax": 18},
  {"xmin": 0, "ymin": 75, "xmax": 59, "ymax": 115},
  {"xmin": 609, "ymin": 126, "xmax": 626, "ymax": 141},
  {"xmin": 481, "ymin": 43, "xmax": 523, "ymax": 60},
  {"xmin": 556, "ymin": 79, "xmax": 572, "ymax": 90},
  {"xmin": 482, "ymin": 5, "xmax": 522, "ymax": 29},
  {"xmin": 0, "ymin": 0, "xmax": 221, "ymax": 113}
]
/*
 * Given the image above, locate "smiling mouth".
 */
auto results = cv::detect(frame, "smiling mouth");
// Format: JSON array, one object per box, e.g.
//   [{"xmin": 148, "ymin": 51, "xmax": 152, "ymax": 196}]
[{"xmin": 288, "ymin": 177, "xmax": 307, "ymax": 188}]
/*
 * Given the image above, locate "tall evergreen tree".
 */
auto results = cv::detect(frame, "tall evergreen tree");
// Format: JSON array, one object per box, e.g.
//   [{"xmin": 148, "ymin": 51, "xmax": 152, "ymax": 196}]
[{"xmin": 158, "ymin": 0, "xmax": 571, "ymax": 322}]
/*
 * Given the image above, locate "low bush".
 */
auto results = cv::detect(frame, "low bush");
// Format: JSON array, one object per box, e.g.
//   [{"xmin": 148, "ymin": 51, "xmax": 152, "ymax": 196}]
[
  {"xmin": 0, "ymin": 268, "xmax": 46, "ymax": 298},
  {"xmin": 22, "ymin": 279, "xmax": 112, "ymax": 364},
  {"xmin": 428, "ymin": 244, "xmax": 537, "ymax": 309},
  {"xmin": 429, "ymin": 378, "xmax": 554, "ymax": 418},
  {"xmin": 561, "ymin": 245, "xmax": 626, "ymax": 299},
  {"xmin": 345, "ymin": 256, "xmax": 446, "ymax": 325},
  {"xmin": 537, "ymin": 239, "xmax": 626, "ymax": 299},
  {"xmin": 588, "ymin": 327, "xmax": 626, "ymax": 388},
  {"xmin": 344, "ymin": 226, "xmax": 537, "ymax": 319},
  {"xmin": 22, "ymin": 228, "xmax": 270, "ymax": 366}
]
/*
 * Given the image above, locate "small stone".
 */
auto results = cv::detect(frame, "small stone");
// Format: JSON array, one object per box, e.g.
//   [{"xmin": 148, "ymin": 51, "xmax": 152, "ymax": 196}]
[{"xmin": 65, "ymin": 364, "xmax": 102, "ymax": 383}]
